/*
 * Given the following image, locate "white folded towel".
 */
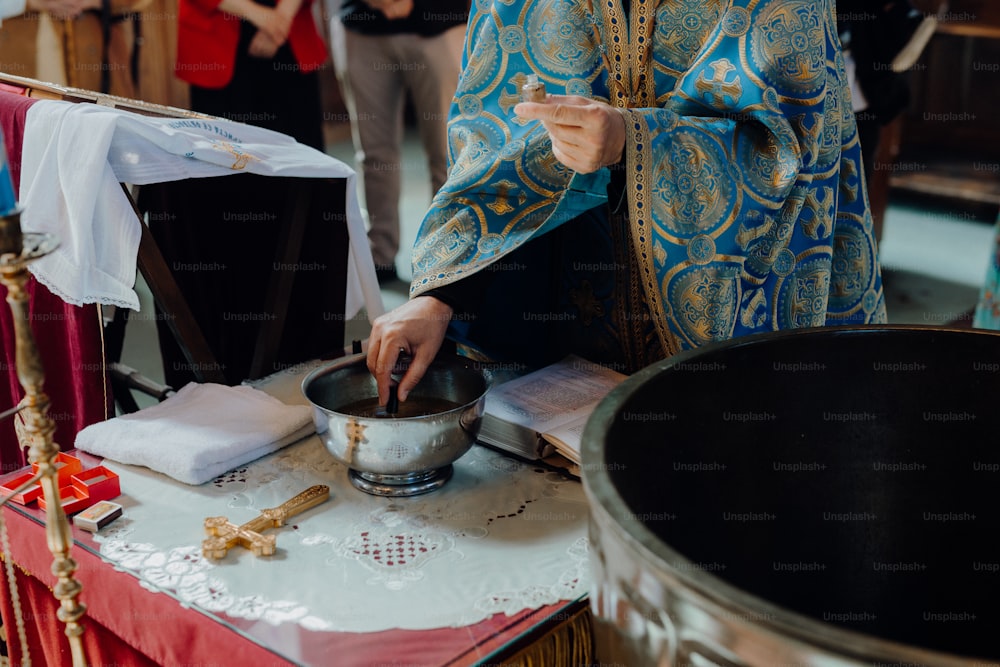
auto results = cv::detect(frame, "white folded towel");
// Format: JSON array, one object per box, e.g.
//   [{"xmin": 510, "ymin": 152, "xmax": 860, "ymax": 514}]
[{"xmin": 75, "ymin": 383, "xmax": 314, "ymax": 485}]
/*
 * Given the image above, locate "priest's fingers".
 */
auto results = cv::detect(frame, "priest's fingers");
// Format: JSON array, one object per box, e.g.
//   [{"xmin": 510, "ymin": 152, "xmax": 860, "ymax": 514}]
[
  {"xmin": 367, "ymin": 296, "xmax": 453, "ymax": 404},
  {"xmin": 514, "ymin": 97, "xmax": 611, "ymax": 127},
  {"xmin": 547, "ymin": 123, "xmax": 624, "ymax": 172},
  {"xmin": 528, "ymin": 107, "xmax": 625, "ymax": 172},
  {"xmin": 366, "ymin": 327, "xmax": 400, "ymax": 407},
  {"xmin": 550, "ymin": 142, "xmax": 603, "ymax": 174},
  {"xmin": 367, "ymin": 334, "xmax": 408, "ymax": 407},
  {"xmin": 513, "ymin": 94, "xmax": 592, "ymax": 117},
  {"xmin": 397, "ymin": 353, "xmax": 431, "ymax": 403}
]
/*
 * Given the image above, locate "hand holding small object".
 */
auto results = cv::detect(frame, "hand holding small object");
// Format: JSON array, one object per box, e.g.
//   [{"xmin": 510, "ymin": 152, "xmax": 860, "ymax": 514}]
[{"xmin": 514, "ymin": 94, "xmax": 627, "ymax": 174}]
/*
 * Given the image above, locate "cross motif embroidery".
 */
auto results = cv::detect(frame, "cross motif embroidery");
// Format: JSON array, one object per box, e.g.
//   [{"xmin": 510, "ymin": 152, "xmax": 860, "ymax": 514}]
[
  {"xmin": 486, "ymin": 180, "xmax": 524, "ymax": 215},
  {"xmin": 802, "ymin": 186, "xmax": 835, "ymax": 239},
  {"xmin": 695, "ymin": 59, "xmax": 743, "ymax": 108}
]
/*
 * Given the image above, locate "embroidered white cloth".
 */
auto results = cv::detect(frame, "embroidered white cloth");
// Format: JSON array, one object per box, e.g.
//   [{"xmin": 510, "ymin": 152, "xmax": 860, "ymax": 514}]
[
  {"xmin": 18, "ymin": 100, "xmax": 383, "ymax": 318},
  {"xmin": 75, "ymin": 383, "xmax": 314, "ymax": 485},
  {"xmin": 88, "ymin": 363, "xmax": 590, "ymax": 633},
  {"xmin": 93, "ymin": 440, "xmax": 589, "ymax": 632}
]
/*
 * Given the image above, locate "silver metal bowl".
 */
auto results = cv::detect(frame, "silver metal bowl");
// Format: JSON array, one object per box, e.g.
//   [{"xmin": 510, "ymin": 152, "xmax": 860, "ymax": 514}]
[
  {"xmin": 302, "ymin": 353, "xmax": 489, "ymax": 497},
  {"xmin": 582, "ymin": 325, "xmax": 1000, "ymax": 666}
]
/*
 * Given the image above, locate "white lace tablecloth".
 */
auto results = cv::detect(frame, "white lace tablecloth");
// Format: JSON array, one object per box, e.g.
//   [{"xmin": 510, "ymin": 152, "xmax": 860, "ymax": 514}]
[{"xmin": 90, "ymin": 364, "xmax": 590, "ymax": 633}]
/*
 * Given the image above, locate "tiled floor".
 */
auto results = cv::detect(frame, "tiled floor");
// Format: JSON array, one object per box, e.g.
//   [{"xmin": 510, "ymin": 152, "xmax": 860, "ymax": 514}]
[
  {"xmin": 878, "ymin": 197, "xmax": 996, "ymax": 325},
  {"xmin": 120, "ymin": 129, "xmax": 1000, "ymax": 400}
]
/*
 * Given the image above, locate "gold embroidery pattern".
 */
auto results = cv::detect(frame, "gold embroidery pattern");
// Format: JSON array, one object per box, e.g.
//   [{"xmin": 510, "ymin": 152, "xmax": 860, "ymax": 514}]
[
  {"xmin": 569, "ymin": 280, "xmax": 605, "ymax": 326},
  {"xmin": 740, "ymin": 120, "xmax": 801, "ymax": 202},
  {"xmin": 671, "ymin": 265, "xmax": 741, "ymax": 346},
  {"xmin": 213, "ymin": 141, "xmax": 260, "ymax": 170},
  {"xmin": 694, "ymin": 59, "xmax": 744, "ymax": 108},
  {"xmin": 654, "ymin": 0, "xmax": 724, "ymax": 71},
  {"xmin": 801, "ymin": 186, "xmax": 835, "ymax": 240},
  {"xmin": 413, "ymin": 208, "xmax": 477, "ymax": 274},
  {"xmin": 816, "ymin": 71, "xmax": 844, "ymax": 170},
  {"xmin": 485, "ymin": 180, "xmax": 526, "ymax": 215},
  {"xmin": 839, "ymin": 156, "xmax": 860, "ymax": 205},
  {"xmin": 749, "ymin": 0, "xmax": 826, "ymax": 96},
  {"xmin": 525, "ymin": 0, "xmax": 601, "ymax": 76},
  {"xmin": 720, "ymin": 5, "xmax": 751, "ymax": 37},
  {"xmin": 651, "ymin": 129, "xmax": 739, "ymax": 236},
  {"xmin": 610, "ymin": 209, "xmax": 665, "ymax": 372},
  {"xmin": 777, "ymin": 255, "xmax": 832, "ymax": 328},
  {"xmin": 624, "ymin": 109, "xmax": 680, "ymax": 357},
  {"xmin": 460, "ymin": 18, "xmax": 503, "ymax": 94},
  {"xmin": 828, "ymin": 221, "xmax": 876, "ymax": 315}
]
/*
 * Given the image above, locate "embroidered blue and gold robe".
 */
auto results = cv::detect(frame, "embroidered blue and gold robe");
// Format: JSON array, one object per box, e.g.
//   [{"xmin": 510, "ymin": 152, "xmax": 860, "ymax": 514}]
[{"xmin": 410, "ymin": 0, "xmax": 886, "ymax": 369}]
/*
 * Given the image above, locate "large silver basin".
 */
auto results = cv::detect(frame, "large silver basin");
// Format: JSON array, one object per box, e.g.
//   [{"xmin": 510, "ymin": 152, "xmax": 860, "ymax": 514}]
[
  {"xmin": 582, "ymin": 325, "xmax": 1000, "ymax": 666},
  {"xmin": 302, "ymin": 353, "xmax": 489, "ymax": 496}
]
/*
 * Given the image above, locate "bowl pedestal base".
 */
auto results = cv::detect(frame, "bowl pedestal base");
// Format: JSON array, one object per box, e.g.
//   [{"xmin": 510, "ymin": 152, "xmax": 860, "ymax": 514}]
[{"xmin": 348, "ymin": 465, "xmax": 454, "ymax": 497}]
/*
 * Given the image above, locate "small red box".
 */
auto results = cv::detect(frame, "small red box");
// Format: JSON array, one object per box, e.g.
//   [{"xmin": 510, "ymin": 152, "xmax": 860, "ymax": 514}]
[
  {"xmin": 31, "ymin": 452, "xmax": 83, "ymax": 485},
  {"xmin": 37, "ymin": 485, "xmax": 93, "ymax": 515},
  {"xmin": 71, "ymin": 466, "xmax": 121, "ymax": 504},
  {"xmin": 0, "ymin": 472, "xmax": 43, "ymax": 505}
]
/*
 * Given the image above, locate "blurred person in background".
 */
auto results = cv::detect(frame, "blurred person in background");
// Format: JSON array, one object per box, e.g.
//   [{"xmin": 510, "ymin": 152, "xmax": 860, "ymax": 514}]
[
  {"xmin": 330, "ymin": 0, "xmax": 466, "ymax": 283},
  {"xmin": 836, "ymin": 0, "xmax": 936, "ymax": 240},
  {"xmin": 175, "ymin": 0, "xmax": 327, "ymax": 148},
  {"xmin": 149, "ymin": 0, "xmax": 331, "ymax": 390}
]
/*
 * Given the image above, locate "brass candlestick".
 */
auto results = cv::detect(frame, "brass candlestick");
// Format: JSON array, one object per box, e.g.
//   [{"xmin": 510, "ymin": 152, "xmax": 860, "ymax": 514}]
[{"xmin": 0, "ymin": 208, "xmax": 88, "ymax": 667}]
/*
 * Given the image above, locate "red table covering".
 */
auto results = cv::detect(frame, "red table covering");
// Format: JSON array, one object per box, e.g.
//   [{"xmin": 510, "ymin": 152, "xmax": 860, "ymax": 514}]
[
  {"xmin": 0, "ymin": 454, "xmax": 584, "ymax": 667},
  {"xmin": 0, "ymin": 89, "xmax": 111, "ymax": 472}
]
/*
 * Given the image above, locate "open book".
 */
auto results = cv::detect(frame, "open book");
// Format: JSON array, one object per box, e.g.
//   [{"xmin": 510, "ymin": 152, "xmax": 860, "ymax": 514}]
[{"xmin": 477, "ymin": 355, "xmax": 627, "ymax": 466}]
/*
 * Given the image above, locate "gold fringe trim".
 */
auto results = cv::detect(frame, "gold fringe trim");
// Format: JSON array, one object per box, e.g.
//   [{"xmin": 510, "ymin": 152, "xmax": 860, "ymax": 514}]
[{"xmin": 496, "ymin": 606, "xmax": 594, "ymax": 667}]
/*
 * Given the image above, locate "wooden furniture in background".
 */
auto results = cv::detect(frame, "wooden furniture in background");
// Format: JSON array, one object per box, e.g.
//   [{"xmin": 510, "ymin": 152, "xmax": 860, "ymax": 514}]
[{"xmin": 888, "ymin": 0, "xmax": 1000, "ymax": 209}]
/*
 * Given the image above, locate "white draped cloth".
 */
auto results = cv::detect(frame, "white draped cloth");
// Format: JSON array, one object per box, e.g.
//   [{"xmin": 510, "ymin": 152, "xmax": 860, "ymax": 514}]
[{"xmin": 18, "ymin": 100, "xmax": 383, "ymax": 319}]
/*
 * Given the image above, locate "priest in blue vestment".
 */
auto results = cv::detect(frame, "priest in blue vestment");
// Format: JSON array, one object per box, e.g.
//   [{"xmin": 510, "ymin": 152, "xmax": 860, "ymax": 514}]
[{"xmin": 367, "ymin": 0, "xmax": 887, "ymax": 403}]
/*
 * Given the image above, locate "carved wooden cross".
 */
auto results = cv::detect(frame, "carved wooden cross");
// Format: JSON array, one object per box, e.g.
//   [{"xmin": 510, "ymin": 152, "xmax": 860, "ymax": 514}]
[{"xmin": 202, "ymin": 484, "xmax": 330, "ymax": 559}]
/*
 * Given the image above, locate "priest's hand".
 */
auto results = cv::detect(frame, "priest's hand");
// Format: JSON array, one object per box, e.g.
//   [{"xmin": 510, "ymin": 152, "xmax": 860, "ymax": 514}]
[
  {"xmin": 514, "ymin": 95, "xmax": 626, "ymax": 174},
  {"xmin": 367, "ymin": 296, "xmax": 453, "ymax": 406}
]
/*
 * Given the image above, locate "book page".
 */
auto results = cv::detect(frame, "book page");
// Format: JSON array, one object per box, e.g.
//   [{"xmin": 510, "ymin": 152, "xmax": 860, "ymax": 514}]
[
  {"xmin": 484, "ymin": 355, "xmax": 625, "ymax": 434},
  {"xmin": 539, "ymin": 413, "xmax": 591, "ymax": 465}
]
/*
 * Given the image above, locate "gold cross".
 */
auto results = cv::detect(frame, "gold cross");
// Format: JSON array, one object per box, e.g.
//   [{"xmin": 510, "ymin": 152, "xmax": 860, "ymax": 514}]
[{"xmin": 202, "ymin": 485, "xmax": 330, "ymax": 559}]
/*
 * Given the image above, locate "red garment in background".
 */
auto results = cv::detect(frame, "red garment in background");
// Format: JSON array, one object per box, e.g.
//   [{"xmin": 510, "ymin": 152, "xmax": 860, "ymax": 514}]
[{"xmin": 0, "ymin": 89, "xmax": 111, "ymax": 470}]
